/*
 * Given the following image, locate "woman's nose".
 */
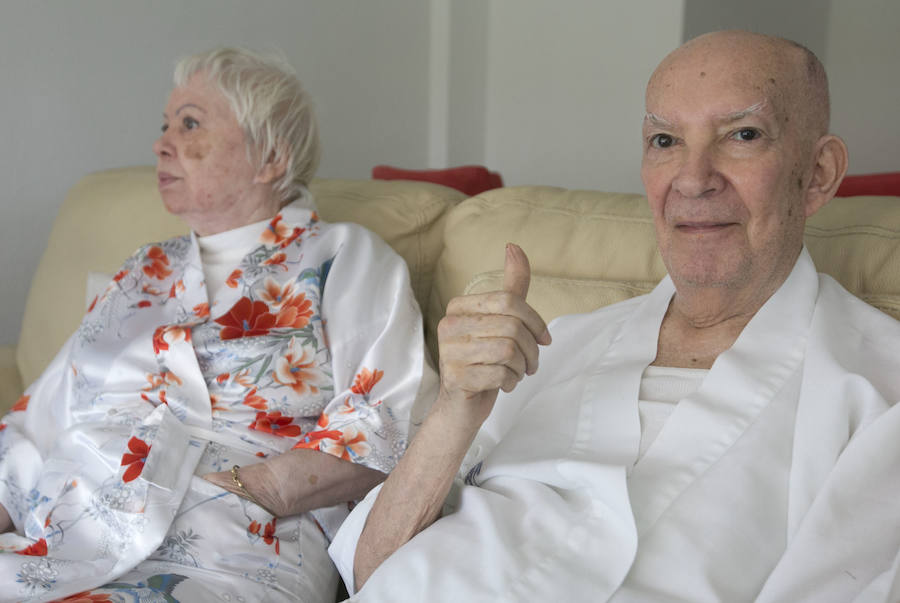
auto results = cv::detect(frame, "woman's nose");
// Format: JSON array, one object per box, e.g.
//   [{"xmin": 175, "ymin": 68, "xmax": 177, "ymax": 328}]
[{"xmin": 153, "ymin": 131, "xmax": 173, "ymax": 158}]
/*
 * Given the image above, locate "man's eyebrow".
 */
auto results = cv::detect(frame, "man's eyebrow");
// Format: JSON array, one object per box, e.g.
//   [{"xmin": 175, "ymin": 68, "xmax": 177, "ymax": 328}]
[
  {"xmin": 643, "ymin": 113, "xmax": 673, "ymax": 129},
  {"xmin": 717, "ymin": 100, "xmax": 768, "ymax": 123}
]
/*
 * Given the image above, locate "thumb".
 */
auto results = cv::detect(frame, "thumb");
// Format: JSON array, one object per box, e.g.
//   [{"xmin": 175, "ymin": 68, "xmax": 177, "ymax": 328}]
[{"xmin": 503, "ymin": 243, "xmax": 531, "ymax": 299}]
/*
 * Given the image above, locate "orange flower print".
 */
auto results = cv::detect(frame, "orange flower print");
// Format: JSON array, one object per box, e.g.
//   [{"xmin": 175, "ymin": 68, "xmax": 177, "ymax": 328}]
[
  {"xmin": 141, "ymin": 284, "xmax": 162, "ymax": 296},
  {"xmin": 193, "ymin": 302, "xmax": 210, "ymax": 318},
  {"xmin": 272, "ymin": 337, "xmax": 327, "ymax": 396},
  {"xmin": 210, "ymin": 394, "xmax": 228, "ymax": 413},
  {"xmin": 142, "ymin": 246, "xmax": 172, "ymax": 280},
  {"xmin": 113, "ymin": 269, "xmax": 129, "ymax": 282},
  {"xmin": 257, "ymin": 278, "xmax": 297, "ymax": 311},
  {"xmin": 292, "ymin": 429, "xmax": 342, "ymax": 451},
  {"xmin": 275, "ymin": 293, "xmax": 314, "ymax": 329},
  {"xmin": 137, "ymin": 300, "xmax": 152, "ymax": 309},
  {"xmin": 234, "ymin": 369, "xmax": 255, "ymax": 388},
  {"xmin": 0, "ymin": 424, "xmax": 6, "ymax": 431},
  {"xmin": 261, "ymin": 214, "xmax": 291, "ymax": 245},
  {"xmin": 242, "ymin": 387, "xmax": 268, "ymax": 410},
  {"xmin": 279, "ymin": 227, "xmax": 304, "ymax": 249},
  {"xmin": 249, "ymin": 411, "xmax": 302, "ymax": 438},
  {"xmin": 87, "ymin": 295, "xmax": 98, "ymax": 313},
  {"xmin": 120, "ymin": 437, "xmax": 151, "ymax": 483},
  {"xmin": 321, "ymin": 426, "xmax": 371, "ymax": 462},
  {"xmin": 226, "ymin": 269, "xmax": 242, "ymax": 288},
  {"xmin": 168, "ymin": 280, "xmax": 185, "ymax": 299},
  {"xmin": 214, "ymin": 297, "xmax": 277, "ymax": 340},
  {"xmin": 216, "ymin": 372, "xmax": 230, "ymax": 384},
  {"xmin": 351, "ymin": 368, "xmax": 384, "ymax": 395},
  {"xmin": 262, "ymin": 252, "xmax": 288, "ymax": 270},
  {"xmin": 152, "ymin": 325, "xmax": 190, "ymax": 354},
  {"xmin": 143, "ymin": 371, "xmax": 182, "ymax": 390},
  {"xmin": 248, "ymin": 519, "xmax": 280, "ymax": 554},
  {"xmin": 15, "ymin": 538, "xmax": 48, "ymax": 556},
  {"xmin": 11, "ymin": 394, "xmax": 30, "ymax": 412},
  {"xmin": 53, "ymin": 592, "xmax": 115, "ymax": 602}
]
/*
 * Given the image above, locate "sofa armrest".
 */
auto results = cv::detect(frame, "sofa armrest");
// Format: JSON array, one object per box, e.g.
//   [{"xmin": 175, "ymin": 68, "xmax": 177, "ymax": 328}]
[{"xmin": 0, "ymin": 345, "xmax": 23, "ymax": 415}]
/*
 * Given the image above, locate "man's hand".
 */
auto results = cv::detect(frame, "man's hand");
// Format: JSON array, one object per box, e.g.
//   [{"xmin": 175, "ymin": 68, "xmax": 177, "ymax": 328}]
[
  {"xmin": 435, "ymin": 243, "xmax": 551, "ymax": 424},
  {"xmin": 353, "ymin": 243, "xmax": 550, "ymax": 590}
]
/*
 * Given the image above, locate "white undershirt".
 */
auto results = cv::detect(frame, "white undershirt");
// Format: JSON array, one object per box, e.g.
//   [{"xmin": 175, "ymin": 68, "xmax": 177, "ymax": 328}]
[
  {"xmin": 196, "ymin": 219, "xmax": 269, "ymax": 303},
  {"xmin": 636, "ymin": 365, "xmax": 708, "ymax": 460}
]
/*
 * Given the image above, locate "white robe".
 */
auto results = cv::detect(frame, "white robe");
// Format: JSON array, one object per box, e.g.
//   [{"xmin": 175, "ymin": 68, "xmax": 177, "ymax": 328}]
[
  {"xmin": 330, "ymin": 248, "xmax": 900, "ymax": 602},
  {"xmin": 0, "ymin": 200, "xmax": 435, "ymax": 602}
]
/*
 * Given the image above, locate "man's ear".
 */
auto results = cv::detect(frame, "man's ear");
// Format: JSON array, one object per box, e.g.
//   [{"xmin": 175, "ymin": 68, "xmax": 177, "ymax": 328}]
[
  {"xmin": 804, "ymin": 134, "xmax": 849, "ymax": 218},
  {"xmin": 254, "ymin": 145, "xmax": 289, "ymax": 185}
]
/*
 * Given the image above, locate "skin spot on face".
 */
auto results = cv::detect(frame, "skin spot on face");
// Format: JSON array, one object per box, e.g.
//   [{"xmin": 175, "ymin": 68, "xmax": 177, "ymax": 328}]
[
  {"xmin": 797, "ymin": 177, "xmax": 803, "ymax": 190},
  {"xmin": 308, "ymin": 474, "xmax": 319, "ymax": 485},
  {"xmin": 788, "ymin": 206, "xmax": 794, "ymax": 217},
  {"xmin": 700, "ymin": 71, "xmax": 706, "ymax": 77},
  {"xmin": 185, "ymin": 140, "xmax": 211, "ymax": 160},
  {"xmin": 769, "ymin": 78, "xmax": 776, "ymax": 85}
]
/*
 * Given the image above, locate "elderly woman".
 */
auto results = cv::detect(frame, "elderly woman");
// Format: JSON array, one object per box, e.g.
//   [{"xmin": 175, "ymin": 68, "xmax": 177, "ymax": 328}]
[{"xmin": 0, "ymin": 48, "xmax": 433, "ymax": 602}]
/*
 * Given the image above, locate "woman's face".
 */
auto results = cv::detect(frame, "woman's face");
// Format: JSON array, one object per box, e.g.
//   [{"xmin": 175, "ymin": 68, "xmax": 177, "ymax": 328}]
[{"xmin": 153, "ymin": 73, "xmax": 281, "ymax": 235}]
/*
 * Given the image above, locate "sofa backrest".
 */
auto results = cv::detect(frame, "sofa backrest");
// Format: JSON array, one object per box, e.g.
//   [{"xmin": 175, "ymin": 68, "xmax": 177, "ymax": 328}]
[
  {"xmin": 16, "ymin": 167, "xmax": 464, "ymax": 389},
  {"xmin": 428, "ymin": 186, "xmax": 900, "ymax": 359}
]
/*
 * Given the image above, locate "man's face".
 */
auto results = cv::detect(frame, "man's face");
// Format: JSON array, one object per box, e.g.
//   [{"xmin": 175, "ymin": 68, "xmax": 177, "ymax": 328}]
[{"xmin": 641, "ymin": 38, "xmax": 812, "ymax": 295}]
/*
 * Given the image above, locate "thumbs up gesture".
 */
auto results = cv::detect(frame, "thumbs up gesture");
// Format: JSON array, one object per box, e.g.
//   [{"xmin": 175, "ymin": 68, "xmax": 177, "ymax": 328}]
[{"xmin": 436, "ymin": 243, "xmax": 551, "ymax": 424}]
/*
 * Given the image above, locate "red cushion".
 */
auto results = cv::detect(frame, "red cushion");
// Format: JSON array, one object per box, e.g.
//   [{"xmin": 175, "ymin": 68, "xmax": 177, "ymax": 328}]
[
  {"xmin": 835, "ymin": 172, "xmax": 900, "ymax": 197},
  {"xmin": 372, "ymin": 165, "xmax": 503, "ymax": 197}
]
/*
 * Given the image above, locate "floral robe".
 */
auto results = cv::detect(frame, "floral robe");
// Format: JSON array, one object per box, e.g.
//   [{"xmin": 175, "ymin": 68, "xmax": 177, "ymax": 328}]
[{"xmin": 0, "ymin": 200, "xmax": 434, "ymax": 602}]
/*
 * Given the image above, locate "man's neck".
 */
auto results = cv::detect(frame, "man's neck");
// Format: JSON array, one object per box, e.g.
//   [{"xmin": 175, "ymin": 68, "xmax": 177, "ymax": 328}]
[{"xmin": 652, "ymin": 284, "xmax": 773, "ymax": 369}]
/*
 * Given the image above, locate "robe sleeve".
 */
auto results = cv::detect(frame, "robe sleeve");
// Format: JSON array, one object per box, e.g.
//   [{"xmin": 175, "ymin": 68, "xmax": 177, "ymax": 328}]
[
  {"xmin": 294, "ymin": 225, "xmax": 437, "ymax": 474},
  {"xmin": 0, "ymin": 336, "xmax": 77, "ymax": 531}
]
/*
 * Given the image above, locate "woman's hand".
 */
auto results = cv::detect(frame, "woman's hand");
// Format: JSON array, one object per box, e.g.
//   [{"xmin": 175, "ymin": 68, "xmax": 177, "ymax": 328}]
[
  {"xmin": 0, "ymin": 502, "xmax": 12, "ymax": 534},
  {"xmin": 203, "ymin": 448, "xmax": 385, "ymax": 517}
]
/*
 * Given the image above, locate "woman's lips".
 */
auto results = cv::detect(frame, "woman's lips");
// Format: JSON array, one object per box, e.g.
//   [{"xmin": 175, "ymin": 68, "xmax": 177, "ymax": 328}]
[{"xmin": 157, "ymin": 172, "xmax": 180, "ymax": 188}]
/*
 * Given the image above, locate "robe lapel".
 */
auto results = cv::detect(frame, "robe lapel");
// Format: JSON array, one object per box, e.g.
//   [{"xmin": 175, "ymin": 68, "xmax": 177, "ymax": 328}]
[{"xmin": 627, "ymin": 250, "xmax": 818, "ymax": 535}]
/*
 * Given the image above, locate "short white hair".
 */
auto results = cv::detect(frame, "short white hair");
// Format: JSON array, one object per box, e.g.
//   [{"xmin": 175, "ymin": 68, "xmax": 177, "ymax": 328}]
[{"xmin": 174, "ymin": 47, "xmax": 320, "ymax": 207}]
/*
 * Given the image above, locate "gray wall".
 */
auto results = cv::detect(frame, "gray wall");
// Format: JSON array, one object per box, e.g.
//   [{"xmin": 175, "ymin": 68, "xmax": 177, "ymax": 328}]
[
  {"xmin": 0, "ymin": 0, "xmax": 432, "ymax": 345},
  {"xmin": 2, "ymin": 1, "xmax": 898, "ymax": 346}
]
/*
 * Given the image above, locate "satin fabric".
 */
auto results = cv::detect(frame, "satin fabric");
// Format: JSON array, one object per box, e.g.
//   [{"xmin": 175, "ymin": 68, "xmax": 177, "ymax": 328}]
[
  {"xmin": 0, "ymin": 199, "xmax": 434, "ymax": 602},
  {"xmin": 331, "ymin": 248, "xmax": 900, "ymax": 602}
]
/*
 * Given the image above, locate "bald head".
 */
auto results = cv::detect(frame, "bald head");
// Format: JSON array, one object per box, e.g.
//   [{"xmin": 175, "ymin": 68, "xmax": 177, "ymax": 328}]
[{"xmin": 649, "ymin": 30, "xmax": 830, "ymax": 147}]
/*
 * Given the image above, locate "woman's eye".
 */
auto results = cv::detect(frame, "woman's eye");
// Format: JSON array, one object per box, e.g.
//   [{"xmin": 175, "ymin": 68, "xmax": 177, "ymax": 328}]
[
  {"xmin": 160, "ymin": 123, "xmax": 168, "ymax": 133},
  {"xmin": 183, "ymin": 116, "xmax": 199, "ymax": 130},
  {"xmin": 650, "ymin": 133, "xmax": 674, "ymax": 149},
  {"xmin": 732, "ymin": 128, "xmax": 760, "ymax": 141}
]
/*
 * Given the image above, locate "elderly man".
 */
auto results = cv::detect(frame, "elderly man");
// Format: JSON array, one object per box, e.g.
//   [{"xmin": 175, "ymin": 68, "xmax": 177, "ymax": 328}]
[{"xmin": 329, "ymin": 30, "xmax": 900, "ymax": 602}]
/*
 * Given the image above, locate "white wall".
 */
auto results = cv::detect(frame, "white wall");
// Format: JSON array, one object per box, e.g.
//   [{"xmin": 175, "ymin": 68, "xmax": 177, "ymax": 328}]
[
  {"xmin": 0, "ymin": 0, "xmax": 432, "ymax": 345},
  {"xmin": 482, "ymin": 0, "xmax": 685, "ymax": 192},
  {"xmin": 826, "ymin": 0, "xmax": 900, "ymax": 175},
  {"xmin": 2, "ymin": 1, "xmax": 898, "ymax": 346}
]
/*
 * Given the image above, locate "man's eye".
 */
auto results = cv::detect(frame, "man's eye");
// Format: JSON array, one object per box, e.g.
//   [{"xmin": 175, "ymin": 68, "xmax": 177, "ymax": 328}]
[
  {"xmin": 732, "ymin": 128, "xmax": 759, "ymax": 141},
  {"xmin": 650, "ymin": 133, "xmax": 674, "ymax": 149},
  {"xmin": 183, "ymin": 116, "xmax": 199, "ymax": 130}
]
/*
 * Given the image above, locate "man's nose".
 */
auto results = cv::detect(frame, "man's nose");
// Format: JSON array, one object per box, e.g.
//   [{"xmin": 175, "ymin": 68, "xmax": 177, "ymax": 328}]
[{"xmin": 672, "ymin": 148, "xmax": 724, "ymax": 198}]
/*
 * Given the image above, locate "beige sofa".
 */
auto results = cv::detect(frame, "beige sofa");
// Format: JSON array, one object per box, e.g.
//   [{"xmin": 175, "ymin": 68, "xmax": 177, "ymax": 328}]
[{"xmin": 2, "ymin": 166, "xmax": 900, "ymax": 413}]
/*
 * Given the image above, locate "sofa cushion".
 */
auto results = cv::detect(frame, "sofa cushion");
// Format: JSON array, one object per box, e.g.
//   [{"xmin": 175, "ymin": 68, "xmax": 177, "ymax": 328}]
[
  {"xmin": 17, "ymin": 167, "xmax": 464, "ymax": 390},
  {"xmin": 429, "ymin": 186, "xmax": 900, "ymax": 360}
]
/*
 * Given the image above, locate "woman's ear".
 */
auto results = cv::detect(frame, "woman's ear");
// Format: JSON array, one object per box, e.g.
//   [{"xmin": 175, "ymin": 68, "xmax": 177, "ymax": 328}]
[
  {"xmin": 254, "ymin": 145, "xmax": 289, "ymax": 185},
  {"xmin": 804, "ymin": 134, "xmax": 849, "ymax": 218}
]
